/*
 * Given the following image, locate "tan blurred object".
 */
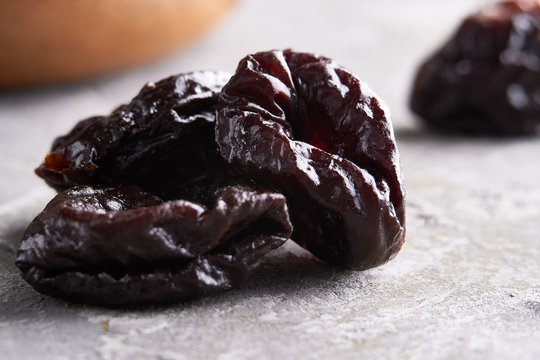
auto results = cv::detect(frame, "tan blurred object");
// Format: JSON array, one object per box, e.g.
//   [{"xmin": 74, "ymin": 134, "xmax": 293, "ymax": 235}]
[{"xmin": 0, "ymin": 0, "xmax": 237, "ymax": 88}]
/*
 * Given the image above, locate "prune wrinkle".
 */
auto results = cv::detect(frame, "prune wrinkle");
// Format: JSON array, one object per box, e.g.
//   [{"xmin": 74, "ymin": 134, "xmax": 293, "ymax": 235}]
[
  {"xmin": 411, "ymin": 0, "xmax": 540, "ymax": 135},
  {"xmin": 216, "ymin": 49, "xmax": 406, "ymax": 270},
  {"xmin": 16, "ymin": 185, "xmax": 292, "ymax": 305}
]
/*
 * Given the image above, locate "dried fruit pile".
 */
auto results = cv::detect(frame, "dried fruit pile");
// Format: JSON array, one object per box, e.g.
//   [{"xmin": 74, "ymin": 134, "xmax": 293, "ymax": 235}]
[
  {"xmin": 411, "ymin": 0, "xmax": 540, "ymax": 135},
  {"xmin": 16, "ymin": 50, "xmax": 406, "ymax": 306}
]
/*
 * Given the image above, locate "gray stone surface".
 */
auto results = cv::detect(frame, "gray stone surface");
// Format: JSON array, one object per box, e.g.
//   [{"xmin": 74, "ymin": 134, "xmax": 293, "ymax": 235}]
[{"xmin": 1, "ymin": 1, "xmax": 539, "ymax": 359}]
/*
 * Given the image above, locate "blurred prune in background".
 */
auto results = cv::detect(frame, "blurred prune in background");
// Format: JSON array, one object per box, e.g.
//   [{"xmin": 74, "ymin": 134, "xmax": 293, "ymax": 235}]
[{"xmin": 411, "ymin": 0, "xmax": 540, "ymax": 135}]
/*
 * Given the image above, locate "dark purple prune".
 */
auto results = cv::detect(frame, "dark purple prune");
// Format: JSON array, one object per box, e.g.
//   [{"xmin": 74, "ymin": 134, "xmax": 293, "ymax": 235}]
[
  {"xmin": 216, "ymin": 50, "xmax": 406, "ymax": 270},
  {"xmin": 411, "ymin": 0, "xmax": 540, "ymax": 135},
  {"xmin": 35, "ymin": 71, "xmax": 231, "ymax": 199},
  {"xmin": 16, "ymin": 185, "xmax": 291, "ymax": 306}
]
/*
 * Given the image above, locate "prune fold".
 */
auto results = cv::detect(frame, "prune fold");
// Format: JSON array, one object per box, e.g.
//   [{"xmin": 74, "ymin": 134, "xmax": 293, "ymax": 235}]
[
  {"xmin": 16, "ymin": 185, "xmax": 291, "ymax": 305},
  {"xmin": 411, "ymin": 0, "xmax": 540, "ymax": 135},
  {"xmin": 35, "ymin": 71, "xmax": 231, "ymax": 198},
  {"xmin": 216, "ymin": 49, "xmax": 406, "ymax": 270}
]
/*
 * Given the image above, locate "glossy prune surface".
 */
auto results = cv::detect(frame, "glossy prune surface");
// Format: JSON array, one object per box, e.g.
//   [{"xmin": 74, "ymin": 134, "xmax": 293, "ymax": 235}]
[
  {"xmin": 411, "ymin": 0, "xmax": 540, "ymax": 135},
  {"xmin": 16, "ymin": 185, "xmax": 291, "ymax": 305},
  {"xmin": 216, "ymin": 50, "xmax": 406, "ymax": 270},
  {"xmin": 35, "ymin": 71, "xmax": 231, "ymax": 198}
]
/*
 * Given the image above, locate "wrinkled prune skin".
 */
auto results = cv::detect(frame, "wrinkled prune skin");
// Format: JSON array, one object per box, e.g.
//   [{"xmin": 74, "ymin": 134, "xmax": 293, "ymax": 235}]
[
  {"xmin": 216, "ymin": 50, "xmax": 406, "ymax": 270},
  {"xmin": 16, "ymin": 185, "xmax": 291, "ymax": 305},
  {"xmin": 35, "ymin": 71, "xmax": 231, "ymax": 198},
  {"xmin": 411, "ymin": 0, "xmax": 540, "ymax": 135}
]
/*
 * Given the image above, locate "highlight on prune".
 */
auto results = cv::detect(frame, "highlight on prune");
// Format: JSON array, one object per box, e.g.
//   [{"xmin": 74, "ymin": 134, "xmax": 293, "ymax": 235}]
[
  {"xmin": 411, "ymin": 0, "xmax": 540, "ymax": 135},
  {"xmin": 16, "ymin": 185, "xmax": 292, "ymax": 305},
  {"xmin": 35, "ymin": 71, "xmax": 231, "ymax": 198},
  {"xmin": 216, "ymin": 49, "xmax": 405, "ymax": 270}
]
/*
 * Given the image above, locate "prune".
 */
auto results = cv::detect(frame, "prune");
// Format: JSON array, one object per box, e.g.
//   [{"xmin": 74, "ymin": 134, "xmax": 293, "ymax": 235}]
[
  {"xmin": 35, "ymin": 71, "xmax": 231, "ymax": 198},
  {"xmin": 216, "ymin": 50, "xmax": 406, "ymax": 270},
  {"xmin": 411, "ymin": 0, "xmax": 540, "ymax": 135},
  {"xmin": 16, "ymin": 185, "xmax": 291, "ymax": 305},
  {"xmin": 20, "ymin": 50, "xmax": 407, "ymax": 305}
]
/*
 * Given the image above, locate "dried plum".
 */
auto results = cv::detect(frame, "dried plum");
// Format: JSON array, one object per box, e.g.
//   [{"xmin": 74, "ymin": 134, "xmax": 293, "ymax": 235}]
[
  {"xmin": 411, "ymin": 0, "xmax": 540, "ymax": 135},
  {"xmin": 35, "ymin": 71, "xmax": 231, "ymax": 198},
  {"xmin": 20, "ymin": 50, "xmax": 407, "ymax": 306},
  {"xmin": 216, "ymin": 49, "xmax": 406, "ymax": 270},
  {"xmin": 16, "ymin": 185, "xmax": 291, "ymax": 305}
]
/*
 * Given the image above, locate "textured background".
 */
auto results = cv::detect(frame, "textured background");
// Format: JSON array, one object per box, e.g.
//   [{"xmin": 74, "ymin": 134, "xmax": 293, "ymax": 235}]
[{"xmin": 1, "ymin": 0, "xmax": 539, "ymax": 359}]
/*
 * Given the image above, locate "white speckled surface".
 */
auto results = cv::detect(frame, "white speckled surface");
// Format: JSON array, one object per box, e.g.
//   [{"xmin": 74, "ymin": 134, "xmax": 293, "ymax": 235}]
[{"xmin": 1, "ymin": 1, "xmax": 539, "ymax": 359}]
